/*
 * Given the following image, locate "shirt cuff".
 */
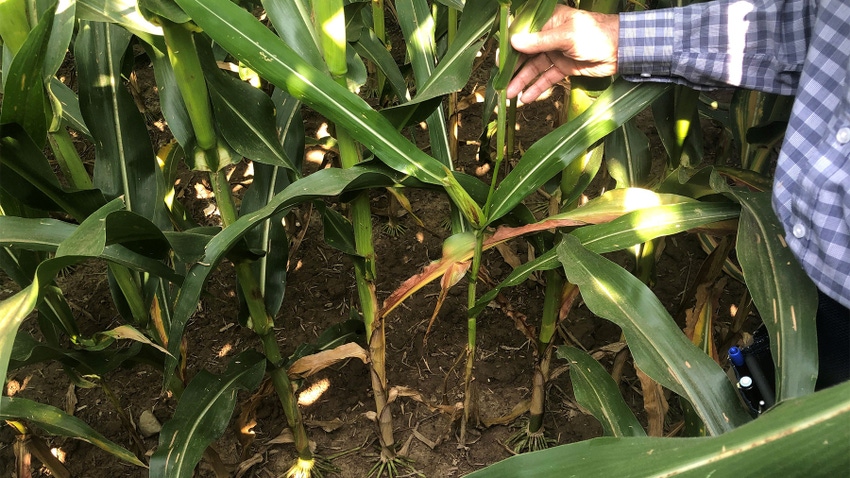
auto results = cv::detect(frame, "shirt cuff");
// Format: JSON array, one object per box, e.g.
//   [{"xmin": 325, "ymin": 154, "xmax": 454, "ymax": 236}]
[{"xmin": 618, "ymin": 10, "xmax": 676, "ymax": 79}]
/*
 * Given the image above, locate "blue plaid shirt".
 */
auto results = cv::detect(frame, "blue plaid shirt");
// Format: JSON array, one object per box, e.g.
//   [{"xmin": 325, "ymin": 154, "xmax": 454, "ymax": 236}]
[{"xmin": 618, "ymin": 0, "xmax": 850, "ymax": 309}]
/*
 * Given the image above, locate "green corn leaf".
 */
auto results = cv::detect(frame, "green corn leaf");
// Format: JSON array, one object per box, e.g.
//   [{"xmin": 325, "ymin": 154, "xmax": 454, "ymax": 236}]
[
  {"xmin": 730, "ymin": 89, "xmax": 793, "ymax": 171},
  {"xmin": 56, "ymin": 198, "xmax": 125, "ymax": 256},
  {"xmin": 235, "ymin": 91, "xmax": 302, "ymax": 321},
  {"xmin": 0, "ymin": 285, "xmax": 45, "ymax": 410},
  {"xmin": 173, "ymin": 0, "xmax": 453, "ymax": 187},
  {"xmin": 350, "ymin": 26, "xmax": 409, "ymax": 102},
  {"xmin": 411, "ymin": 0, "xmax": 498, "ymax": 102},
  {"xmin": 434, "ymin": 0, "xmax": 465, "ymax": 9},
  {"xmin": 137, "ymin": 0, "xmax": 191, "ymax": 24},
  {"xmin": 397, "ymin": 0, "xmax": 453, "ymax": 168},
  {"xmin": 200, "ymin": 43, "xmax": 296, "ymax": 171},
  {"xmin": 713, "ymin": 178, "xmax": 818, "ymax": 401},
  {"xmin": 560, "ymin": 145, "xmax": 604, "ymax": 207},
  {"xmin": 470, "ymin": 192, "xmax": 738, "ymax": 317},
  {"xmin": 0, "ymin": 123, "xmax": 106, "ymax": 220},
  {"xmin": 0, "ymin": 396, "xmax": 144, "ymax": 466},
  {"xmin": 379, "ymin": 96, "xmax": 447, "ymax": 130},
  {"xmin": 9, "ymin": 331, "xmax": 149, "ymax": 374},
  {"xmin": 0, "ymin": 216, "xmax": 183, "ymax": 282},
  {"xmin": 144, "ymin": 42, "xmax": 194, "ymax": 148},
  {"xmin": 467, "ymin": 380, "xmax": 850, "ymax": 477},
  {"xmin": 77, "ymin": 0, "xmax": 164, "ymax": 45},
  {"xmin": 556, "ymin": 234, "xmax": 751, "ymax": 434},
  {"xmin": 487, "ymin": 80, "xmax": 670, "ymax": 224},
  {"xmin": 162, "ymin": 165, "xmax": 413, "ymax": 385},
  {"xmin": 0, "ymin": 241, "xmax": 173, "ymax": 408},
  {"xmin": 160, "ymin": 227, "xmax": 217, "ymax": 264},
  {"xmin": 237, "ymin": 161, "xmax": 292, "ymax": 323},
  {"xmin": 0, "ymin": 0, "xmax": 30, "ymax": 56},
  {"xmin": 261, "ymin": 0, "xmax": 325, "ymax": 73},
  {"xmin": 56, "ymin": 200, "xmax": 172, "ymax": 261},
  {"xmin": 605, "ymin": 119, "xmax": 652, "ymax": 188},
  {"xmin": 43, "ymin": 0, "xmax": 75, "ymax": 79},
  {"xmin": 651, "ymin": 86, "xmax": 703, "ymax": 169},
  {"xmin": 47, "ymin": 78, "xmax": 90, "ymax": 138},
  {"xmin": 272, "ymin": 89, "xmax": 306, "ymax": 171},
  {"xmin": 557, "ymin": 346, "xmax": 645, "ymax": 437},
  {"xmin": 319, "ymin": 202, "xmax": 359, "ymax": 256},
  {"xmin": 150, "ymin": 351, "xmax": 265, "ymax": 478},
  {"xmin": 75, "ymin": 21, "xmax": 161, "ymax": 220},
  {"xmin": 570, "ymin": 201, "xmax": 740, "ymax": 253},
  {"xmin": 0, "ymin": 3, "xmax": 54, "ymax": 146},
  {"xmin": 371, "ymin": 0, "xmax": 496, "ymax": 129}
]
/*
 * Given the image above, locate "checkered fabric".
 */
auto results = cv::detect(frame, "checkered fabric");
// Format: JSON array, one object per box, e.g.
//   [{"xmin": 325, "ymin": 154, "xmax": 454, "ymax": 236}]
[{"xmin": 618, "ymin": 0, "xmax": 850, "ymax": 309}]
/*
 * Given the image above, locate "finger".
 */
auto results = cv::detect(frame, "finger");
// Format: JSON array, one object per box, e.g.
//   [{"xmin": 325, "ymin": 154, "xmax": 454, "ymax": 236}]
[
  {"xmin": 510, "ymin": 27, "xmax": 573, "ymax": 55},
  {"xmin": 520, "ymin": 66, "xmax": 568, "ymax": 103},
  {"xmin": 506, "ymin": 54, "xmax": 556, "ymax": 99}
]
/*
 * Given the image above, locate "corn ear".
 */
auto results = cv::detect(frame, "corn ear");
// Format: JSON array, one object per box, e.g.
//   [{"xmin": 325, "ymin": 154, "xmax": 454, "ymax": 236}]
[
  {"xmin": 313, "ymin": 0, "xmax": 348, "ymax": 80},
  {"xmin": 161, "ymin": 18, "xmax": 217, "ymax": 151},
  {"xmin": 493, "ymin": 0, "xmax": 558, "ymax": 90}
]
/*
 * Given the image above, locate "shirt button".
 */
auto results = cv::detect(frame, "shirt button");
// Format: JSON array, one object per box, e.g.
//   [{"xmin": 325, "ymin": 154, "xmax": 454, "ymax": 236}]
[
  {"xmin": 837, "ymin": 127, "xmax": 850, "ymax": 144},
  {"xmin": 792, "ymin": 223, "xmax": 807, "ymax": 238}
]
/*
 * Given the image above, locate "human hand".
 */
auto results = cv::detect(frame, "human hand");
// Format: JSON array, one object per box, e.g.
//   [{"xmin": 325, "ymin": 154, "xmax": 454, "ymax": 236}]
[{"xmin": 506, "ymin": 5, "xmax": 619, "ymax": 103}]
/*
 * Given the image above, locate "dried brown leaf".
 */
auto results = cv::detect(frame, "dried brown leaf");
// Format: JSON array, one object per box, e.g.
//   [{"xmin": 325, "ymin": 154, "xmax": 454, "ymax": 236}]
[{"xmin": 287, "ymin": 342, "xmax": 369, "ymax": 379}]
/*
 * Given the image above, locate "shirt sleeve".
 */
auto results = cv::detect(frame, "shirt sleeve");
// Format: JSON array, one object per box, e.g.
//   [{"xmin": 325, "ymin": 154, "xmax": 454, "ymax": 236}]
[{"xmin": 618, "ymin": 0, "xmax": 814, "ymax": 94}]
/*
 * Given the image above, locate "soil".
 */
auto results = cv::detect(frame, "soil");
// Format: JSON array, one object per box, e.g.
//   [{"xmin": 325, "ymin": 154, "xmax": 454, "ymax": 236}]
[{"xmin": 0, "ymin": 34, "xmax": 742, "ymax": 478}]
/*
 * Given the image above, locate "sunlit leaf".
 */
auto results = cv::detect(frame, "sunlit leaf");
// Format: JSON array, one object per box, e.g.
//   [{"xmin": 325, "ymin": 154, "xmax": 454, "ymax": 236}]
[
  {"xmin": 174, "ymin": 0, "xmax": 451, "ymax": 187},
  {"xmin": 0, "ymin": 4, "xmax": 54, "ymax": 146},
  {"xmin": 467, "ymin": 381, "xmax": 850, "ymax": 477},
  {"xmin": 76, "ymin": 21, "xmax": 160, "ymax": 220},
  {"xmin": 558, "ymin": 346, "xmax": 645, "ymax": 437},
  {"xmin": 150, "ymin": 351, "xmax": 265, "ymax": 478},
  {"xmin": 714, "ymin": 178, "xmax": 818, "ymax": 401},
  {"xmin": 487, "ymin": 80, "xmax": 669, "ymax": 223},
  {"xmin": 0, "ymin": 396, "xmax": 144, "ymax": 466},
  {"xmin": 557, "ymin": 234, "xmax": 751, "ymax": 434}
]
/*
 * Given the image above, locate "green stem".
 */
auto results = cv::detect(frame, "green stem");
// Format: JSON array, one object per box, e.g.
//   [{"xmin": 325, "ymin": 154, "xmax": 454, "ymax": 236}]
[
  {"xmin": 484, "ymin": 4, "xmax": 511, "ymax": 217},
  {"xmin": 460, "ymin": 231, "xmax": 484, "ymax": 445},
  {"xmin": 210, "ymin": 170, "xmax": 239, "ymax": 226},
  {"xmin": 538, "ymin": 269, "xmax": 563, "ymax": 350},
  {"xmin": 213, "ymin": 167, "xmax": 312, "ymax": 461},
  {"xmin": 506, "ymin": 96, "xmax": 517, "ymax": 167},
  {"xmin": 48, "ymin": 128, "xmax": 93, "ymax": 190},
  {"xmin": 262, "ymin": 333, "xmax": 312, "ymax": 460},
  {"xmin": 161, "ymin": 19, "xmax": 216, "ymax": 151}
]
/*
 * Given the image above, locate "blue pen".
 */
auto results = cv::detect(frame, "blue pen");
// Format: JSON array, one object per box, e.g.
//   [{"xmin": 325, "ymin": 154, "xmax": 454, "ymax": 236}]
[
  {"xmin": 728, "ymin": 346, "xmax": 745, "ymax": 366},
  {"xmin": 728, "ymin": 346, "xmax": 750, "ymax": 377}
]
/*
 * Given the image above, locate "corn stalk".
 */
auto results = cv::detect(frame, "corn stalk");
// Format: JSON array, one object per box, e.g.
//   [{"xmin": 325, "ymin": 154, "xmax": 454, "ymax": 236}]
[{"xmin": 156, "ymin": 13, "xmax": 316, "ymax": 474}]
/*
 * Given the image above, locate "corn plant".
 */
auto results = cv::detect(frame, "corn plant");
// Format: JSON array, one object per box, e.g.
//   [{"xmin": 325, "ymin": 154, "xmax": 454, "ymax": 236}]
[{"xmin": 2, "ymin": 0, "xmax": 847, "ymax": 476}]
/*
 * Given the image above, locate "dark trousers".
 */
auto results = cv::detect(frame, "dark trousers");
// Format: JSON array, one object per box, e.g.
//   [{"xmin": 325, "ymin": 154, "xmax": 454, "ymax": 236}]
[{"xmin": 816, "ymin": 290, "xmax": 850, "ymax": 389}]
